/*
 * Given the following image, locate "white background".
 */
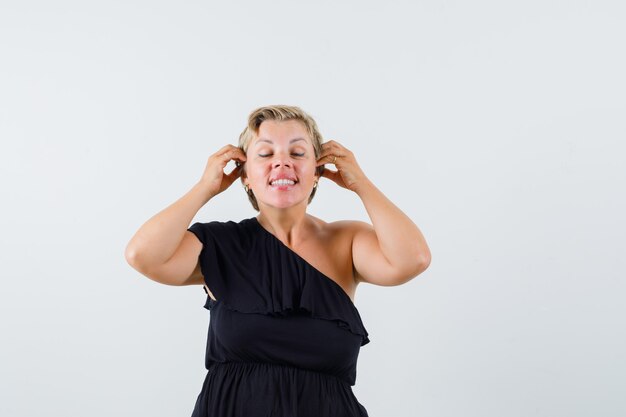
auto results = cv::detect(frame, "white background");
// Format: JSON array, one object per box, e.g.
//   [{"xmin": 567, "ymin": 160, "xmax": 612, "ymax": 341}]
[{"xmin": 1, "ymin": 1, "xmax": 624, "ymax": 416}]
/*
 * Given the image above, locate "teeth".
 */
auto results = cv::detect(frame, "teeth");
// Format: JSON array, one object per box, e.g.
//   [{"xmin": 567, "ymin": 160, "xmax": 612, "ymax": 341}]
[{"xmin": 271, "ymin": 179, "xmax": 295, "ymax": 186}]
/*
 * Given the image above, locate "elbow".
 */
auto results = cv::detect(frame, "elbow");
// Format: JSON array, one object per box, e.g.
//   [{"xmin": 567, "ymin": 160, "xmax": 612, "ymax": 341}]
[
  {"xmin": 406, "ymin": 254, "xmax": 431, "ymax": 280},
  {"xmin": 124, "ymin": 245, "xmax": 145, "ymax": 271},
  {"xmin": 389, "ymin": 257, "xmax": 431, "ymax": 286},
  {"xmin": 415, "ymin": 245, "xmax": 431, "ymax": 272},
  {"xmin": 418, "ymin": 254, "xmax": 431, "ymax": 275},
  {"xmin": 419, "ymin": 253, "xmax": 431, "ymax": 272},
  {"xmin": 124, "ymin": 245, "xmax": 135, "ymax": 262}
]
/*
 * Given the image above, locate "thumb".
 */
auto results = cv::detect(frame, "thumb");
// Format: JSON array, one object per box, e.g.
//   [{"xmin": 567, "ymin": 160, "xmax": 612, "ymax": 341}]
[
  {"xmin": 223, "ymin": 165, "xmax": 243, "ymax": 186},
  {"xmin": 321, "ymin": 167, "xmax": 341, "ymax": 185}
]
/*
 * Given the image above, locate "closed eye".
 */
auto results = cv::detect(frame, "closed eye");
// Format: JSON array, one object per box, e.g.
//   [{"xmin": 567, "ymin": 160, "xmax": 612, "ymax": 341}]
[{"xmin": 258, "ymin": 153, "xmax": 305, "ymax": 157}]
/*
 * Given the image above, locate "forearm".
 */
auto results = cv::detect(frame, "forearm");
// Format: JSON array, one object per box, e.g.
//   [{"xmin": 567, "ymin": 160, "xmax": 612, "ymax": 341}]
[
  {"xmin": 355, "ymin": 179, "xmax": 431, "ymax": 269},
  {"xmin": 125, "ymin": 181, "xmax": 215, "ymax": 268}
]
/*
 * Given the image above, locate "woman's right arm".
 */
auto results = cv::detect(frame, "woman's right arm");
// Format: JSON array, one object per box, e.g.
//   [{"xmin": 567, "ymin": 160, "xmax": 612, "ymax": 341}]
[{"xmin": 124, "ymin": 145, "xmax": 246, "ymax": 286}]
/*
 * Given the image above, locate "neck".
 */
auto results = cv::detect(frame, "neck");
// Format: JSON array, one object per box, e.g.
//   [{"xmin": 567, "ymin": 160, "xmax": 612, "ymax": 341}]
[{"xmin": 256, "ymin": 206, "xmax": 310, "ymax": 247}]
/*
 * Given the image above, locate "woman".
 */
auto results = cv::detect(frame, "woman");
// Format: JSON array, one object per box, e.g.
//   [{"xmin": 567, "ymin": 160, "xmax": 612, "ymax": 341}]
[{"xmin": 125, "ymin": 105, "xmax": 431, "ymax": 417}]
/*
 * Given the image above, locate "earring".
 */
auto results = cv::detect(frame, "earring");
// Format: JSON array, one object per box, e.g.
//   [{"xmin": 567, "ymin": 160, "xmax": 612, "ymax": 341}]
[
  {"xmin": 244, "ymin": 184, "xmax": 249, "ymax": 193},
  {"xmin": 313, "ymin": 181, "xmax": 318, "ymax": 189}
]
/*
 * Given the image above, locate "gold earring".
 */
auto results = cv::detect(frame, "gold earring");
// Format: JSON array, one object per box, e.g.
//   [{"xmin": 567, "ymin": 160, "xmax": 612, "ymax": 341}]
[
  {"xmin": 244, "ymin": 184, "xmax": 249, "ymax": 193},
  {"xmin": 313, "ymin": 181, "xmax": 318, "ymax": 189}
]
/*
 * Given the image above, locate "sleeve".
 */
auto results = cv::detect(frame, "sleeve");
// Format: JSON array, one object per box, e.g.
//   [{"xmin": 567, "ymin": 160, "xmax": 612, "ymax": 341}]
[
  {"xmin": 187, "ymin": 221, "xmax": 229, "ymax": 299},
  {"xmin": 187, "ymin": 221, "xmax": 214, "ymax": 251},
  {"xmin": 187, "ymin": 221, "xmax": 241, "ymax": 300}
]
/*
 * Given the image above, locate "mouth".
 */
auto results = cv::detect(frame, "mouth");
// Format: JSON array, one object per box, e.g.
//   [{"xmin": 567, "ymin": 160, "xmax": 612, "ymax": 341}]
[{"xmin": 269, "ymin": 178, "xmax": 298, "ymax": 188}]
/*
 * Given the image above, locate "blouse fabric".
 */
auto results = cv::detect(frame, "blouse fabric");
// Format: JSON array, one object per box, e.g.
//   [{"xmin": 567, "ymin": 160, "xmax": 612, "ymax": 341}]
[{"xmin": 187, "ymin": 217, "xmax": 370, "ymax": 417}]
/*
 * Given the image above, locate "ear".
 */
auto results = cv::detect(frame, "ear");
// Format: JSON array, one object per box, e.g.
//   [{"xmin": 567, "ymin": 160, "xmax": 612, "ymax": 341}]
[
  {"xmin": 315, "ymin": 165, "xmax": 325, "ymax": 179},
  {"xmin": 239, "ymin": 161, "xmax": 248, "ymax": 185}
]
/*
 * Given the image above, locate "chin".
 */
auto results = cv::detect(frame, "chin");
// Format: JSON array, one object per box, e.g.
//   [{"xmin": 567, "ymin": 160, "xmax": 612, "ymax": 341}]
[{"xmin": 260, "ymin": 196, "xmax": 308, "ymax": 210}]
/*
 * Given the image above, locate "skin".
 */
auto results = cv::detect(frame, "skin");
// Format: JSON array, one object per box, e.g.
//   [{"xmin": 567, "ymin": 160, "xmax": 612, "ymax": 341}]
[
  {"xmin": 241, "ymin": 120, "xmax": 359, "ymax": 300},
  {"xmin": 235, "ymin": 119, "xmax": 430, "ymax": 302},
  {"xmin": 243, "ymin": 119, "xmax": 320, "ymax": 216},
  {"xmin": 125, "ymin": 119, "xmax": 431, "ymax": 304},
  {"xmin": 122, "ymin": 118, "xmax": 431, "ymax": 417}
]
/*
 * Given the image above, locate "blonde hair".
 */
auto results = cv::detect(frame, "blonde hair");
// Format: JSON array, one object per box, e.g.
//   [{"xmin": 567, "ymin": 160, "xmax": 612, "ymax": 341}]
[{"xmin": 238, "ymin": 105, "xmax": 325, "ymax": 211}]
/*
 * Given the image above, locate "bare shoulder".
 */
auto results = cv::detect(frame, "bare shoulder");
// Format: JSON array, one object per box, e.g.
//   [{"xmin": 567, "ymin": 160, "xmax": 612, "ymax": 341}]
[
  {"xmin": 307, "ymin": 215, "xmax": 370, "ymax": 240},
  {"xmin": 300, "ymin": 216, "xmax": 371, "ymax": 300}
]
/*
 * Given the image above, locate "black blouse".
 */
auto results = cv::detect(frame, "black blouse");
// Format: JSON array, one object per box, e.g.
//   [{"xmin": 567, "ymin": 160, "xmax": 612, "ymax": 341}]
[{"xmin": 187, "ymin": 217, "xmax": 370, "ymax": 417}]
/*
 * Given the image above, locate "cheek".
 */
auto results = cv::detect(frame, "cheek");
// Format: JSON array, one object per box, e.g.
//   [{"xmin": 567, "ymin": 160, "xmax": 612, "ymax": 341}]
[
  {"xmin": 247, "ymin": 165, "xmax": 270, "ymax": 182},
  {"xmin": 303, "ymin": 161, "xmax": 318, "ymax": 176}
]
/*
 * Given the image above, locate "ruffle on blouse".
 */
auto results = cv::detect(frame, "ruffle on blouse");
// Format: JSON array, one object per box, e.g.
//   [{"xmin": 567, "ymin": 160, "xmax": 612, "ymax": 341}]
[{"xmin": 188, "ymin": 218, "xmax": 370, "ymax": 347}]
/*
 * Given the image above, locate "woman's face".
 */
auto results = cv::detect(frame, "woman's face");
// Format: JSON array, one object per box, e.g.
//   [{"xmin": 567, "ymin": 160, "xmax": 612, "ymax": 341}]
[{"xmin": 243, "ymin": 119, "xmax": 319, "ymax": 211}]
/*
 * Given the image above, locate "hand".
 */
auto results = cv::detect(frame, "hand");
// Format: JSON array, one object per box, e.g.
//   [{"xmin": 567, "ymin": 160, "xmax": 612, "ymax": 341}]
[
  {"xmin": 198, "ymin": 145, "xmax": 247, "ymax": 197},
  {"xmin": 316, "ymin": 140, "xmax": 369, "ymax": 192}
]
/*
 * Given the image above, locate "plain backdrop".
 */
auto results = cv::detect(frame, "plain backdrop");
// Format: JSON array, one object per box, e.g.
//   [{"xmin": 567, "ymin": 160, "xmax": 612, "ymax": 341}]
[{"xmin": 1, "ymin": 1, "xmax": 624, "ymax": 416}]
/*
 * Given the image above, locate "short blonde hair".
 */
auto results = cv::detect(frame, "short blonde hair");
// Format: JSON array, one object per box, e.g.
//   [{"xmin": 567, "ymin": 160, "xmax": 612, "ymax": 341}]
[{"xmin": 238, "ymin": 105, "xmax": 325, "ymax": 211}]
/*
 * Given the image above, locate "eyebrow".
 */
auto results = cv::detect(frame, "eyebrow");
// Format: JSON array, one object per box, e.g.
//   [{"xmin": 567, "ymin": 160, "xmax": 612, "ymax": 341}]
[{"xmin": 255, "ymin": 137, "xmax": 307, "ymax": 146}]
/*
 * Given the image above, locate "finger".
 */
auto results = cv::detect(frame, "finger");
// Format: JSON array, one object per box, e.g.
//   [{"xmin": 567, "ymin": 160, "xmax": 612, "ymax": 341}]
[
  {"xmin": 231, "ymin": 149, "xmax": 247, "ymax": 163},
  {"xmin": 321, "ymin": 167, "xmax": 341, "ymax": 183},
  {"xmin": 216, "ymin": 144, "xmax": 240, "ymax": 157},
  {"xmin": 224, "ymin": 164, "xmax": 243, "ymax": 182},
  {"xmin": 224, "ymin": 146, "xmax": 246, "ymax": 157},
  {"xmin": 317, "ymin": 153, "xmax": 341, "ymax": 165},
  {"xmin": 218, "ymin": 145, "xmax": 244, "ymax": 156},
  {"xmin": 322, "ymin": 140, "xmax": 343, "ymax": 150},
  {"xmin": 319, "ymin": 144, "xmax": 345, "ymax": 157},
  {"xmin": 217, "ymin": 144, "xmax": 233, "ymax": 153},
  {"xmin": 316, "ymin": 152, "xmax": 330, "ymax": 164},
  {"xmin": 323, "ymin": 142, "xmax": 352, "ymax": 160},
  {"xmin": 221, "ymin": 149, "xmax": 247, "ymax": 164},
  {"xmin": 318, "ymin": 150, "xmax": 336, "ymax": 159}
]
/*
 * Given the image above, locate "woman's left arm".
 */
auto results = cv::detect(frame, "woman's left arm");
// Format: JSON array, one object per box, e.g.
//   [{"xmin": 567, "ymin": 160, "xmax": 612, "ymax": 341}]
[{"xmin": 318, "ymin": 140, "xmax": 431, "ymax": 286}]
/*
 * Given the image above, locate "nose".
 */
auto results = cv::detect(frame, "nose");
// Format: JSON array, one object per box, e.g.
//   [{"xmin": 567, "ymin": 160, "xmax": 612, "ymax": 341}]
[{"xmin": 272, "ymin": 154, "xmax": 292, "ymax": 169}]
